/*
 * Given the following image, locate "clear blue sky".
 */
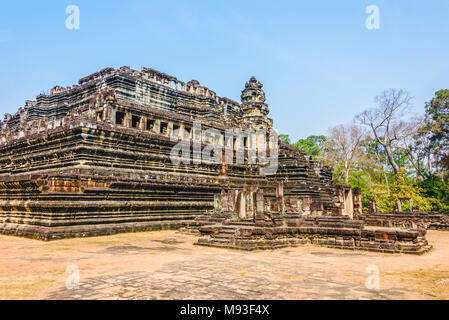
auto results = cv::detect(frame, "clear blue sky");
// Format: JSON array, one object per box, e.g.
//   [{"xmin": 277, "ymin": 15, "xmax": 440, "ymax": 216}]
[{"xmin": 1, "ymin": 0, "xmax": 448, "ymax": 142}]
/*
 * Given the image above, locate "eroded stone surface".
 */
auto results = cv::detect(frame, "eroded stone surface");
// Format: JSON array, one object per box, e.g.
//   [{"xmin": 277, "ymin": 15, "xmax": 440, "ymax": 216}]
[{"xmin": 46, "ymin": 258, "xmax": 409, "ymax": 300}]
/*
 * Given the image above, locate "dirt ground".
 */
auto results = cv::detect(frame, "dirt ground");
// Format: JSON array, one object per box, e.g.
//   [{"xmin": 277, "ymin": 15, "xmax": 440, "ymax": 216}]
[{"xmin": 0, "ymin": 230, "xmax": 448, "ymax": 300}]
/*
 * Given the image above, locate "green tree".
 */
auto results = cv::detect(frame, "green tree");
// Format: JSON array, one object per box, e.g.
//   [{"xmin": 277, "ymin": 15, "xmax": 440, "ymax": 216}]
[
  {"xmin": 365, "ymin": 170, "xmax": 433, "ymax": 212},
  {"xmin": 424, "ymin": 89, "xmax": 449, "ymax": 174},
  {"xmin": 279, "ymin": 134, "xmax": 291, "ymax": 144},
  {"xmin": 294, "ymin": 135, "xmax": 326, "ymax": 158},
  {"xmin": 418, "ymin": 174, "xmax": 449, "ymax": 212}
]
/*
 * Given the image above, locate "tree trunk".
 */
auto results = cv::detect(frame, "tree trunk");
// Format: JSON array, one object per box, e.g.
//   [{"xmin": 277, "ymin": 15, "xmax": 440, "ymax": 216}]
[
  {"xmin": 383, "ymin": 170, "xmax": 390, "ymax": 193},
  {"xmin": 407, "ymin": 153, "xmax": 423, "ymax": 180},
  {"xmin": 428, "ymin": 154, "xmax": 433, "ymax": 173},
  {"xmin": 344, "ymin": 160, "xmax": 349, "ymax": 184},
  {"xmin": 384, "ymin": 145, "xmax": 400, "ymax": 174},
  {"xmin": 374, "ymin": 152, "xmax": 390, "ymax": 193}
]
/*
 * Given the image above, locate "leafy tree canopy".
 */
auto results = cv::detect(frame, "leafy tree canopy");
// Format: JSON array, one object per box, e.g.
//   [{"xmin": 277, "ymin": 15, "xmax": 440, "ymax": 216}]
[
  {"xmin": 424, "ymin": 89, "xmax": 449, "ymax": 173},
  {"xmin": 425, "ymin": 89, "xmax": 449, "ymax": 144},
  {"xmin": 294, "ymin": 135, "xmax": 326, "ymax": 158},
  {"xmin": 279, "ymin": 134, "xmax": 291, "ymax": 145},
  {"xmin": 277, "ymin": 87, "xmax": 449, "ymax": 213}
]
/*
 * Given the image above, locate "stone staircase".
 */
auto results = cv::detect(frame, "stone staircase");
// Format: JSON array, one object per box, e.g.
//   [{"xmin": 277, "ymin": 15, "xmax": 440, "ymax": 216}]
[
  {"xmin": 196, "ymin": 219, "xmax": 305, "ymax": 250},
  {"xmin": 178, "ymin": 214, "xmax": 228, "ymax": 234}
]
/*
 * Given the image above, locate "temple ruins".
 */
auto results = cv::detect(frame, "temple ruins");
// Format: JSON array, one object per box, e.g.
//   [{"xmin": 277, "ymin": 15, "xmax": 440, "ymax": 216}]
[{"xmin": 0, "ymin": 66, "xmax": 437, "ymax": 254}]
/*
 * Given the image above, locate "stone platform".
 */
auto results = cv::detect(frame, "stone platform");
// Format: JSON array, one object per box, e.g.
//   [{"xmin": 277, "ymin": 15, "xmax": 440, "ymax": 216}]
[
  {"xmin": 196, "ymin": 216, "xmax": 432, "ymax": 255},
  {"xmin": 0, "ymin": 220, "xmax": 192, "ymax": 241}
]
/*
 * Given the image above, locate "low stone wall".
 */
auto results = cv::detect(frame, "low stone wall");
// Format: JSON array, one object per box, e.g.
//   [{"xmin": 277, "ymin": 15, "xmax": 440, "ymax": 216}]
[{"xmin": 361, "ymin": 212, "xmax": 449, "ymax": 231}]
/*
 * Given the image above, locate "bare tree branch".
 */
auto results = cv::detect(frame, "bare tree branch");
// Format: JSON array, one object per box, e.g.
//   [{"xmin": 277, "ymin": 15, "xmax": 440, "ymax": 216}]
[{"xmin": 355, "ymin": 89, "xmax": 414, "ymax": 174}]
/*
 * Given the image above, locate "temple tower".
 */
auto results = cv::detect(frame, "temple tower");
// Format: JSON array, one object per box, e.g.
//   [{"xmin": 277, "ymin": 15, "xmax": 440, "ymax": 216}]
[{"xmin": 240, "ymin": 77, "xmax": 273, "ymax": 132}]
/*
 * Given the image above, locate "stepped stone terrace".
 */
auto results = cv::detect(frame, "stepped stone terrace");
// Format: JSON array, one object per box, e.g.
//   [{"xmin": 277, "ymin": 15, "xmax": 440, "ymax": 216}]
[{"xmin": 0, "ymin": 66, "xmax": 433, "ymax": 254}]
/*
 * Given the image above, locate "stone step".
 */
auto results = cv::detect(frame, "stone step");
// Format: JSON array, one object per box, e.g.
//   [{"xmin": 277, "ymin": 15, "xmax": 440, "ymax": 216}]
[
  {"xmin": 220, "ymin": 229, "xmax": 237, "ymax": 234},
  {"xmin": 228, "ymin": 222, "xmax": 255, "ymax": 227},
  {"xmin": 221, "ymin": 226, "xmax": 239, "ymax": 231},
  {"xmin": 204, "ymin": 238, "xmax": 232, "ymax": 243},
  {"xmin": 213, "ymin": 233, "xmax": 235, "ymax": 239}
]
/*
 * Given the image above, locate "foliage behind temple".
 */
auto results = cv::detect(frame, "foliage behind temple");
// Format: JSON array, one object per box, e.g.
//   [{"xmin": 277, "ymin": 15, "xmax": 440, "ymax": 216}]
[{"xmin": 283, "ymin": 89, "xmax": 449, "ymax": 213}]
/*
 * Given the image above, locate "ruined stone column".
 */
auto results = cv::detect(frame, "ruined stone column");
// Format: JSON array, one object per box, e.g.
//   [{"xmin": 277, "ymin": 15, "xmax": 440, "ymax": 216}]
[
  {"xmin": 303, "ymin": 197, "xmax": 312, "ymax": 216},
  {"xmin": 256, "ymin": 189, "xmax": 264, "ymax": 215},
  {"xmin": 276, "ymin": 182, "xmax": 284, "ymax": 199},
  {"xmin": 352, "ymin": 187, "xmax": 363, "ymax": 218},
  {"xmin": 368, "ymin": 199, "xmax": 378, "ymax": 214},
  {"xmin": 397, "ymin": 199, "xmax": 402, "ymax": 213},
  {"xmin": 237, "ymin": 191, "xmax": 246, "ymax": 220}
]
